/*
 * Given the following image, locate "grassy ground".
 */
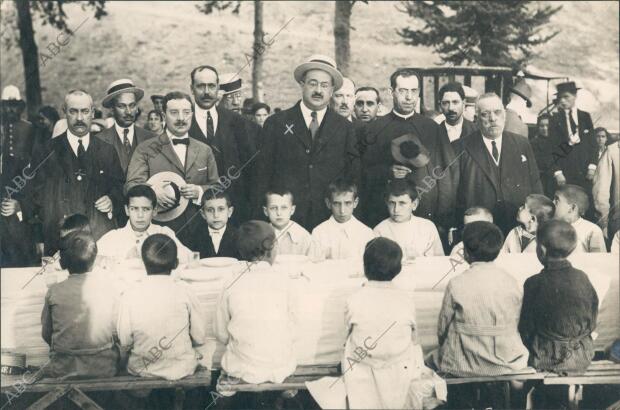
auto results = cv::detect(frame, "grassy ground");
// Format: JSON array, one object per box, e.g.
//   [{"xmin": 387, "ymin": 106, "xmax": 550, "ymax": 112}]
[{"xmin": 0, "ymin": 1, "xmax": 618, "ymax": 129}]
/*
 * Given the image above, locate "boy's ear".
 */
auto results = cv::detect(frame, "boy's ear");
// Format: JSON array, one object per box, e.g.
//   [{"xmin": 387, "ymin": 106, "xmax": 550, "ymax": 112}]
[
  {"xmin": 124, "ymin": 205, "xmax": 129, "ymax": 217},
  {"xmin": 262, "ymin": 206, "xmax": 268, "ymax": 218},
  {"xmin": 411, "ymin": 198, "xmax": 420, "ymax": 211},
  {"xmin": 353, "ymin": 197, "xmax": 359, "ymax": 209},
  {"xmin": 290, "ymin": 204, "xmax": 296, "ymax": 216},
  {"xmin": 227, "ymin": 206, "xmax": 234, "ymax": 218},
  {"xmin": 324, "ymin": 198, "xmax": 331, "ymax": 210}
]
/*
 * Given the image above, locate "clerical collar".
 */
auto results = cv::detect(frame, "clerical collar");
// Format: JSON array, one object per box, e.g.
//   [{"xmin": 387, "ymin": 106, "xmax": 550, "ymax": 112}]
[{"xmin": 392, "ymin": 109, "xmax": 415, "ymax": 120}]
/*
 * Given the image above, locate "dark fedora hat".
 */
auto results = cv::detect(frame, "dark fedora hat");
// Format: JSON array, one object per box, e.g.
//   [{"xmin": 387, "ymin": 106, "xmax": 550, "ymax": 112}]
[
  {"xmin": 555, "ymin": 81, "xmax": 580, "ymax": 96},
  {"xmin": 509, "ymin": 80, "xmax": 533, "ymax": 108},
  {"xmin": 391, "ymin": 133, "xmax": 430, "ymax": 168}
]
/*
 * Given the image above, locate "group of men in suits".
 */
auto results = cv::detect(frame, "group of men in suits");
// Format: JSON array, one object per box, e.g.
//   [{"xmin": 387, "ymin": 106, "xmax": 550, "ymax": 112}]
[{"xmin": 0, "ymin": 52, "xmax": 611, "ymax": 266}]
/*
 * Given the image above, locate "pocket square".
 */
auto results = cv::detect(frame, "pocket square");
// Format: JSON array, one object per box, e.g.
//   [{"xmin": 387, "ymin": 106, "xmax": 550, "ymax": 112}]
[
  {"xmin": 99, "ymin": 170, "xmax": 104, "ymax": 174},
  {"xmin": 521, "ymin": 155, "xmax": 527, "ymax": 163},
  {"xmin": 198, "ymin": 166, "xmax": 208, "ymax": 171}
]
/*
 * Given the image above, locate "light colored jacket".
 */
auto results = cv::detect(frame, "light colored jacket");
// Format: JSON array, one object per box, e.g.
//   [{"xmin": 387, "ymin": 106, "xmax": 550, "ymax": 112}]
[{"xmin": 593, "ymin": 141, "xmax": 619, "ymax": 231}]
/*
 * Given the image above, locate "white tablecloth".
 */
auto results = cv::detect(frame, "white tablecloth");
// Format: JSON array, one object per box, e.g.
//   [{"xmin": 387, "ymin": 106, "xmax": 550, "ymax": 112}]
[{"xmin": 2, "ymin": 254, "xmax": 618, "ymax": 368}]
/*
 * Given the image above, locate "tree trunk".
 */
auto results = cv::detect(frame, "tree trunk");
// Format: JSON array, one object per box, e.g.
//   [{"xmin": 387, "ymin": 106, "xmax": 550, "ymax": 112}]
[
  {"xmin": 334, "ymin": 1, "xmax": 352, "ymax": 78},
  {"xmin": 15, "ymin": 1, "xmax": 41, "ymax": 121},
  {"xmin": 252, "ymin": 0, "xmax": 264, "ymax": 103}
]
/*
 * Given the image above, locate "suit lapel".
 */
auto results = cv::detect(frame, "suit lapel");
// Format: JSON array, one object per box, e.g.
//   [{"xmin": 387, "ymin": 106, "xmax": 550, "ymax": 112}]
[
  {"xmin": 499, "ymin": 133, "xmax": 521, "ymax": 177},
  {"xmin": 158, "ymin": 134, "xmax": 185, "ymax": 174},
  {"xmin": 185, "ymin": 138, "xmax": 200, "ymax": 174},
  {"xmin": 55, "ymin": 134, "xmax": 74, "ymax": 180},
  {"xmin": 290, "ymin": 102, "xmax": 311, "ymax": 150},
  {"xmin": 189, "ymin": 114, "xmax": 208, "ymax": 144},
  {"xmin": 314, "ymin": 108, "xmax": 338, "ymax": 155},
  {"xmin": 465, "ymin": 133, "xmax": 499, "ymax": 191}
]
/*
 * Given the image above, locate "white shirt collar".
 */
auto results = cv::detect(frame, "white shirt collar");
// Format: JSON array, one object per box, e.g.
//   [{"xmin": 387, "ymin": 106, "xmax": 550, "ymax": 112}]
[
  {"xmin": 165, "ymin": 128, "xmax": 189, "ymax": 141},
  {"xmin": 66, "ymin": 129, "xmax": 90, "ymax": 155},
  {"xmin": 273, "ymin": 221, "xmax": 303, "ymax": 244},
  {"xmin": 391, "ymin": 109, "xmax": 415, "ymax": 120},
  {"xmin": 481, "ymin": 134, "xmax": 503, "ymax": 165},
  {"xmin": 208, "ymin": 225, "xmax": 227, "ymax": 236},
  {"xmin": 194, "ymin": 104, "xmax": 218, "ymax": 134},
  {"xmin": 299, "ymin": 100, "xmax": 327, "ymax": 129},
  {"xmin": 114, "ymin": 122, "xmax": 135, "ymax": 143},
  {"xmin": 444, "ymin": 116, "xmax": 463, "ymax": 130}
]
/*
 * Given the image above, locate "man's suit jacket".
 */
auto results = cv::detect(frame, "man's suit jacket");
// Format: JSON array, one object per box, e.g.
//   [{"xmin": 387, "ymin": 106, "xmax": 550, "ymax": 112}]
[
  {"xmin": 454, "ymin": 131, "xmax": 542, "ymax": 234},
  {"xmin": 438, "ymin": 118, "xmax": 477, "ymax": 142},
  {"xmin": 256, "ymin": 101, "xmax": 360, "ymax": 230},
  {"xmin": 183, "ymin": 217, "xmax": 239, "ymax": 259},
  {"xmin": 189, "ymin": 107, "xmax": 258, "ymax": 224},
  {"xmin": 26, "ymin": 133, "xmax": 125, "ymax": 254},
  {"xmin": 361, "ymin": 112, "xmax": 459, "ymax": 230},
  {"xmin": 96, "ymin": 124, "xmax": 155, "ymax": 175},
  {"xmin": 549, "ymin": 109, "xmax": 597, "ymax": 189}
]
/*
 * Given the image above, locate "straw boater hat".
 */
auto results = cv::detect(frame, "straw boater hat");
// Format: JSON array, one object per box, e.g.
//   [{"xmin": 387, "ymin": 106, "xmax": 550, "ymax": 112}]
[
  {"xmin": 101, "ymin": 79, "xmax": 145, "ymax": 109},
  {"xmin": 219, "ymin": 73, "xmax": 245, "ymax": 95},
  {"xmin": 391, "ymin": 133, "xmax": 430, "ymax": 169},
  {"xmin": 294, "ymin": 54, "xmax": 343, "ymax": 90},
  {"xmin": 0, "ymin": 85, "xmax": 25, "ymax": 109},
  {"xmin": 509, "ymin": 79, "xmax": 533, "ymax": 108},
  {"xmin": 147, "ymin": 172, "xmax": 189, "ymax": 222},
  {"xmin": 555, "ymin": 81, "xmax": 580, "ymax": 96}
]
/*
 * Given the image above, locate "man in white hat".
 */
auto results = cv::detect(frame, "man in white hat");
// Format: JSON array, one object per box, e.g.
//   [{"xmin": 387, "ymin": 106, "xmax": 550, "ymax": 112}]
[
  {"xmin": 97, "ymin": 79, "xmax": 156, "ymax": 177},
  {"xmin": 188, "ymin": 65, "xmax": 258, "ymax": 225},
  {"xmin": 24, "ymin": 89, "xmax": 125, "ymax": 255},
  {"xmin": 218, "ymin": 73, "xmax": 245, "ymax": 114},
  {"xmin": 1, "ymin": 85, "xmax": 38, "ymax": 267},
  {"xmin": 255, "ymin": 54, "xmax": 360, "ymax": 230}
]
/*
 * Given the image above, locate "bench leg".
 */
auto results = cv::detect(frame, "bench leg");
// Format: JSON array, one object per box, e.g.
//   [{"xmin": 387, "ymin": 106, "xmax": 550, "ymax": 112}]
[
  {"xmin": 66, "ymin": 388, "xmax": 104, "ymax": 410},
  {"xmin": 27, "ymin": 386, "xmax": 71, "ymax": 410},
  {"xmin": 173, "ymin": 387, "xmax": 185, "ymax": 410},
  {"xmin": 567, "ymin": 384, "xmax": 583, "ymax": 410}
]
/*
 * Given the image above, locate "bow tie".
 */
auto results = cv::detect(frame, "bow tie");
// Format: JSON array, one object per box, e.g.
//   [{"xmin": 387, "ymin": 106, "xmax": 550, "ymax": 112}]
[{"xmin": 172, "ymin": 138, "xmax": 189, "ymax": 146}]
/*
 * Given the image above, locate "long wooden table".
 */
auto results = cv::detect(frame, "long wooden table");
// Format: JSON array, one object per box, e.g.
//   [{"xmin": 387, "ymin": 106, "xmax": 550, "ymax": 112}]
[{"xmin": 2, "ymin": 253, "xmax": 618, "ymax": 371}]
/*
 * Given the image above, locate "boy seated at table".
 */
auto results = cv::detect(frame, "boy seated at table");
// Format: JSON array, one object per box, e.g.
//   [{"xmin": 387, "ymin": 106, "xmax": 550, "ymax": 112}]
[
  {"xmin": 44, "ymin": 214, "xmax": 93, "ymax": 270},
  {"xmin": 263, "ymin": 187, "xmax": 321, "ymax": 260},
  {"xmin": 373, "ymin": 180, "xmax": 444, "ymax": 259},
  {"xmin": 433, "ymin": 221, "xmax": 529, "ymax": 377},
  {"xmin": 311, "ymin": 178, "xmax": 375, "ymax": 260},
  {"xmin": 518, "ymin": 220, "xmax": 598, "ymax": 374},
  {"xmin": 214, "ymin": 221, "xmax": 296, "ymax": 384},
  {"xmin": 117, "ymin": 234, "xmax": 206, "ymax": 380},
  {"xmin": 183, "ymin": 190, "xmax": 239, "ymax": 259},
  {"xmin": 503, "ymin": 194, "xmax": 555, "ymax": 253},
  {"xmin": 41, "ymin": 233, "xmax": 122, "ymax": 378},
  {"xmin": 553, "ymin": 184, "xmax": 606, "ymax": 253},
  {"xmin": 449, "ymin": 207, "xmax": 493, "ymax": 258},
  {"xmin": 97, "ymin": 184, "xmax": 191, "ymax": 261},
  {"xmin": 338, "ymin": 237, "xmax": 446, "ymax": 408}
]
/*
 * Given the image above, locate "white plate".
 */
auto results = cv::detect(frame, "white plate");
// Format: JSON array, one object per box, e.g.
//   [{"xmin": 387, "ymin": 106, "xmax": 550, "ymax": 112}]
[{"xmin": 200, "ymin": 257, "xmax": 239, "ymax": 267}]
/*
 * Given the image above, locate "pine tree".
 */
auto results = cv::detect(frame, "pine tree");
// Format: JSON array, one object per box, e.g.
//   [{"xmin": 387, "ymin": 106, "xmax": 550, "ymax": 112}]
[{"xmin": 398, "ymin": 1, "xmax": 561, "ymax": 69}]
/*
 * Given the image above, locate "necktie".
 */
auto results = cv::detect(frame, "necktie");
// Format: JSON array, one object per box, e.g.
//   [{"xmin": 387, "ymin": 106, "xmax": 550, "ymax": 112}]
[
  {"xmin": 77, "ymin": 138, "xmax": 85, "ymax": 160},
  {"xmin": 206, "ymin": 111, "xmax": 214, "ymax": 142},
  {"xmin": 566, "ymin": 110, "xmax": 577, "ymax": 135},
  {"xmin": 309, "ymin": 111, "xmax": 319, "ymax": 140},
  {"xmin": 491, "ymin": 140, "xmax": 499, "ymax": 164},
  {"xmin": 172, "ymin": 138, "xmax": 190, "ymax": 146},
  {"xmin": 123, "ymin": 128, "xmax": 131, "ymax": 154}
]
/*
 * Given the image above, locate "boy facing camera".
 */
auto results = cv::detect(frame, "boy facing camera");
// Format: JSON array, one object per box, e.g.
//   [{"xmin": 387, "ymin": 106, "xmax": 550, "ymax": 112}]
[
  {"xmin": 503, "ymin": 194, "xmax": 555, "ymax": 253},
  {"xmin": 117, "ymin": 234, "xmax": 206, "ymax": 380},
  {"xmin": 519, "ymin": 220, "xmax": 598, "ymax": 373},
  {"xmin": 41, "ymin": 233, "xmax": 122, "ymax": 378},
  {"xmin": 312, "ymin": 179, "xmax": 375, "ymax": 259},
  {"xmin": 553, "ymin": 184, "xmax": 606, "ymax": 252},
  {"xmin": 214, "ymin": 221, "xmax": 296, "ymax": 384},
  {"xmin": 374, "ymin": 180, "xmax": 444, "ymax": 259},
  {"xmin": 434, "ymin": 221, "xmax": 528, "ymax": 377},
  {"xmin": 184, "ymin": 191, "xmax": 239, "ymax": 258}
]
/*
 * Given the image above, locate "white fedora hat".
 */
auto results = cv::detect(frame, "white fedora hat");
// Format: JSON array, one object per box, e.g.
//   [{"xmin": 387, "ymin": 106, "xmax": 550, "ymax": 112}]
[
  {"xmin": 219, "ymin": 73, "xmax": 246, "ymax": 95},
  {"xmin": 102, "ymin": 78, "xmax": 145, "ymax": 109},
  {"xmin": 147, "ymin": 171, "xmax": 189, "ymax": 222},
  {"xmin": 294, "ymin": 54, "xmax": 343, "ymax": 90}
]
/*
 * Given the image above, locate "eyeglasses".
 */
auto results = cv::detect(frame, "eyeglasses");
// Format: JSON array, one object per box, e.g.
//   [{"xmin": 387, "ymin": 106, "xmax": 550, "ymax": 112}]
[
  {"xmin": 478, "ymin": 109, "xmax": 505, "ymax": 119},
  {"xmin": 396, "ymin": 88, "xmax": 418, "ymax": 97},
  {"xmin": 305, "ymin": 80, "xmax": 332, "ymax": 90}
]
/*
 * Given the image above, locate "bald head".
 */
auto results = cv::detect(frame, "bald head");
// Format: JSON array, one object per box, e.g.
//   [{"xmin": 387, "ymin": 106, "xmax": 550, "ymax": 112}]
[{"xmin": 63, "ymin": 89, "xmax": 94, "ymax": 137}]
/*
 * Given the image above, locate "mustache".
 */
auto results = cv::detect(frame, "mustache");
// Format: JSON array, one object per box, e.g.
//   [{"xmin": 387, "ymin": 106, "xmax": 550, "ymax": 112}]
[
  {"xmin": 312, "ymin": 93, "xmax": 323, "ymax": 98},
  {"xmin": 74, "ymin": 121, "xmax": 87, "ymax": 127},
  {"xmin": 200, "ymin": 94, "xmax": 215, "ymax": 100},
  {"xmin": 174, "ymin": 121, "xmax": 188, "ymax": 126}
]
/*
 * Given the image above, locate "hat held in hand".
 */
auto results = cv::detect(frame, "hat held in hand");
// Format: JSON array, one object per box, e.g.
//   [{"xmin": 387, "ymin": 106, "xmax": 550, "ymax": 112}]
[
  {"xmin": 147, "ymin": 171, "xmax": 189, "ymax": 222},
  {"xmin": 391, "ymin": 133, "xmax": 430, "ymax": 168}
]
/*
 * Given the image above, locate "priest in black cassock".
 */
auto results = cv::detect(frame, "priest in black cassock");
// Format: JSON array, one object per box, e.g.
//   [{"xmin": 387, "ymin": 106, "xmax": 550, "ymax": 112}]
[{"xmin": 360, "ymin": 68, "xmax": 459, "ymax": 246}]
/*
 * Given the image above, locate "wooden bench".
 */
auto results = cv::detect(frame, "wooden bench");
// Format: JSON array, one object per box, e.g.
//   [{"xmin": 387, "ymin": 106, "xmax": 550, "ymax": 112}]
[{"xmin": 1, "ymin": 368, "xmax": 214, "ymax": 410}]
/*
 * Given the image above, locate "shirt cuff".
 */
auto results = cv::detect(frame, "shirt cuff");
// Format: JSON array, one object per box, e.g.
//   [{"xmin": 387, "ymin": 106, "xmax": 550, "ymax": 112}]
[
  {"xmin": 588, "ymin": 164, "xmax": 597, "ymax": 171},
  {"xmin": 193, "ymin": 186, "xmax": 204, "ymax": 206},
  {"xmin": 554, "ymin": 170, "xmax": 564, "ymax": 177},
  {"xmin": 17, "ymin": 211, "xmax": 23, "ymax": 222}
]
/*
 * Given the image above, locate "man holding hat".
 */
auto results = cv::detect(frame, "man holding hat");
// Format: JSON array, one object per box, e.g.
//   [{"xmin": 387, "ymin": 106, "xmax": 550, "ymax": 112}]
[
  {"xmin": 188, "ymin": 65, "xmax": 258, "ymax": 225},
  {"xmin": 548, "ymin": 81, "xmax": 597, "ymax": 198},
  {"xmin": 0, "ymin": 85, "xmax": 38, "ymax": 267},
  {"xmin": 97, "ymin": 79, "xmax": 156, "ymax": 178},
  {"xmin": 255, "ymin": 54, "xmax": 360, "ymax": 230}
]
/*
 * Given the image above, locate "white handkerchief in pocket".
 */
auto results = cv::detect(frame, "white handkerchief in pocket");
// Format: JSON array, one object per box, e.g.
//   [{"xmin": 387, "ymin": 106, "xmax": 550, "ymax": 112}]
[
  {"xmin": 198, "ymin": 166, "xmax": 208, "ymax": 171},
  {"xmin": 521, "ymin": 154, "xmax": 527, "ymax": 163}
]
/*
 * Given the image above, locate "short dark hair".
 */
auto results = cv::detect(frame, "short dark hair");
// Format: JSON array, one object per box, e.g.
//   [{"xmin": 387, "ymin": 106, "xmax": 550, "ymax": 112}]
[
  {"xmin": 126, "ymin": 184, "xmax": 157, "ymax": 207},
  {"xmin": 594, "ymin": 127, "xmax": 610, "ymax": 139},
  {"xmin": 190, "ymin": 65, "xmax": 219, "ymax": 85},
  {"xmin": 526, "ymin": 194, "xmax": 555, "ymax": 225},
  {"xmin": 326, "ymin": 178, "xmax": 358, "ymax": 201},
  {"xmin": 438, "ymin": 82, "xmax": 465, "ymax": 102},
  {"xmin": 237, "ymin": 220, "xmax": 276, "ymax": 262},
  {"xmin": 537, "ymin": 220, "xmax": 577, "ymax": 258},
  {"xmin": 141, "ymin": 234, "xmax": 178, "ymax": 275},
  {"xmin": 38, "ymin": 105, "xmax": 60, "ymax": 124},
  {"xmin": 59, "ymin": 214, "xmax": 91, "ymax": 239},
  {"xmin": 355, "ymin": 86, "xmax": 380, "ymax": 103},
  {"xmin": 264, "ymin": 187, "xmax": 295, "ymax": 206},
  {"xmin": 59, "ymin": 233, "xmax": 97, "ymax": 274},
  {"xmin": 162, "ymin": 91, "xmax": 193, "ymax": 113},
  {"xmin": 251, "ymin": 102, "xmax": 271, "ymax": 115},
  {"xmin": 384, "ymin": 179, "xmax": 418, "ymax": 202},
  {"xmin": 556, "ymin": 184, "xmax": 589, "ymax": 216},
  {"xmin": 464, "ymin": 207, "xmax": 494, "ymax": 221},
  {"xmin": 363, "ymin": 237, "xmax": 402, "ymax": 281},
  {"xmin": 390, "ymin": 68, "xmax": 420, "ymax": 90},
  {"xmin": 462, "ymin": 221, "xmax": 504, "ymax": 262},
  {"xmin": 147, "ymin": 109, "xmax": 164, "ymax": 121},
  {"xmin": 201, "ymin": 189, "xmax": 232, "ymax": 208}
]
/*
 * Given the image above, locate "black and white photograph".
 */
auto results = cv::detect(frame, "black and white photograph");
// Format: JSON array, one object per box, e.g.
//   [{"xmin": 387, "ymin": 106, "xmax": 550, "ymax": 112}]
[{"xmin": 0, "ymin": 1, "xmax": 619, "ymax": 409}]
